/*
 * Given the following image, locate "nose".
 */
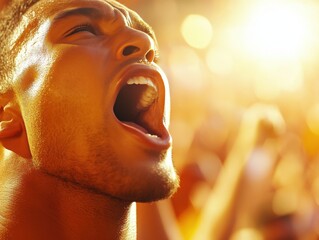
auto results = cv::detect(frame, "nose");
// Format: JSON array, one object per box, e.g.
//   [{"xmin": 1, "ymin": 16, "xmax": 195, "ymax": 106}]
[{"xmin": 116, "ymin": 28, "xmax": 156, "ymax": 63}]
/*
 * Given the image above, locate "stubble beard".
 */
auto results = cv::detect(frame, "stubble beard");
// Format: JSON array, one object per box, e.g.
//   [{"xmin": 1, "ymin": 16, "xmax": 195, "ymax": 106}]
[{"xmin": 36, "ymin": 131, "xmax": 179, "ymax": 203}]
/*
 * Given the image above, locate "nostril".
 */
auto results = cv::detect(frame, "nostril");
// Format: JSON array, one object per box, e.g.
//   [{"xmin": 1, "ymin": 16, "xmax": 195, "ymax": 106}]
[
  {"xmin": 122, "ymin": 45, "xmax": 140, "ymax": 56},
  {"xmin": 145, "ymin": 50, "xmax": 155, "ymax": 62}
]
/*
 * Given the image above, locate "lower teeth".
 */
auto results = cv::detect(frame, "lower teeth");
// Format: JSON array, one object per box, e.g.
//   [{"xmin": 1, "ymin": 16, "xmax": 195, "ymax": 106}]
[{"xmin": 146, "ymin": 133, "xmax": 159, "ymax": 138}]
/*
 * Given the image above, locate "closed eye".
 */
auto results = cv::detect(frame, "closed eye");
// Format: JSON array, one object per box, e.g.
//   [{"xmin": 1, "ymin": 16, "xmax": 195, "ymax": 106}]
[{"xmin": 65, "ymin": 24, "xmax": 97, "ymax": 37}]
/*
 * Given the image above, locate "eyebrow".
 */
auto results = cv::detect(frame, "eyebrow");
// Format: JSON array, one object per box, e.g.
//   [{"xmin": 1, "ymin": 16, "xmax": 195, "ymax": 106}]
[{"xmin": 53, "ymin": 7, "xmax": 105, "ymax": 22}]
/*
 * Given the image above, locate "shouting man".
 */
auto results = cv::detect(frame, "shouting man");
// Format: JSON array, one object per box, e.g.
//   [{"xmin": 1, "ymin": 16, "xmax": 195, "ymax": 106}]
[{"xmin": 0, "ymin": 0, "xmax": 179, "ymax": 239}]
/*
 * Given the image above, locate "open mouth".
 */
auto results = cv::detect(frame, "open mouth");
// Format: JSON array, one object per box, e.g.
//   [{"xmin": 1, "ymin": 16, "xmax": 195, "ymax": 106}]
[{"xmin": 113, "ymin": 76, "xmax": 161, "ymax": 137}]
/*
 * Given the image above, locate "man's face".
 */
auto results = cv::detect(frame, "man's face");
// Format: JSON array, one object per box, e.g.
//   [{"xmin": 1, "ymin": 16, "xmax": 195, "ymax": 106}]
[{"xmin": 11, "ymin": 0, "xmax": 178, "ymax": 201}]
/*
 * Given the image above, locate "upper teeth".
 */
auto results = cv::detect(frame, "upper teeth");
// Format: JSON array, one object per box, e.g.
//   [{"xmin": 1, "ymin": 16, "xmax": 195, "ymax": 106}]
[
  {"xmin": 127, "ymin": 77, "xmax": 158, "ymax": 110},
  {"xmin": 127, "ymin": 77, "xmax": 157, "ymax": 90}
]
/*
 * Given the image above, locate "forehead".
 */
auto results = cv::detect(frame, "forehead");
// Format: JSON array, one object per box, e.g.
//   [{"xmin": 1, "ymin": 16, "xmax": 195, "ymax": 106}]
[
  {"xmin": 11, "ymin": 0, "xmax": 157, "ymax": 50},
  {"xmin": 26, "ymin": 0, "xmax": 135, "ymax": 25}
]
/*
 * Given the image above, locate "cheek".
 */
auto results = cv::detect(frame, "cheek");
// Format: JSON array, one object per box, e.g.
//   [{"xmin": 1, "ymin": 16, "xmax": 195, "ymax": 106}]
[
  {"xmin": 23, "ymin": 96, "xmax": 74, "ymax": 160},
  {"xmin": 26, "ymin": 97, "xmax": 106, "ymax": 172},
  {"xmin": 17, "ymin": 45, "xmax": 110, "ymax": 104},
  {"xmin": 49, "ymin": 48, "xmax": 105, "ymax": 95},
  {"xmin": 15, "ymin": 46, "xmax": 118, "ymax": 167}
]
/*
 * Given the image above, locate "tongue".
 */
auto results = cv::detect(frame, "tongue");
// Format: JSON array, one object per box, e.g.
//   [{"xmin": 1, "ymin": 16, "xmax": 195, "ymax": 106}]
[{"xmin": 123, "ymin": 121, "xmax": 148, "ymax": 133}]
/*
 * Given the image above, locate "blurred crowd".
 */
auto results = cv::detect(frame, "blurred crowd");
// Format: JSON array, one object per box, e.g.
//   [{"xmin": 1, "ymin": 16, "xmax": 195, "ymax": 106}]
[
  {"xmin": 127, "ymin": 0, "xmax": 319, "ymax": 239},
  {"xmin": 138, "ymin": 102, "xmax": 319, "ymax": 240}
]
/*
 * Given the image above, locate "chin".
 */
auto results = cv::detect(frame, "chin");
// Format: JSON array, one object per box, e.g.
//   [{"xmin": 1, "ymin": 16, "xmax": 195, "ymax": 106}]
[
  {"xmin": 136, "ymin": 168, "xmax": 180, "ymax": 202},
  {"xmin": 101, "ymin": 155, "xmax": 180, "ymax": 203},
  {"xmin": 122, "ymin": 172, "xmax": 180, "ymax": 203}
]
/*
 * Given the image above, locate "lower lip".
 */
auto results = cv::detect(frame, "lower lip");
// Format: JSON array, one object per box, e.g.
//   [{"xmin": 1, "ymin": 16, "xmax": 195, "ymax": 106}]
[{"xmin": 118, "ymin": 121, "xmax": 172, "ymax": 151}]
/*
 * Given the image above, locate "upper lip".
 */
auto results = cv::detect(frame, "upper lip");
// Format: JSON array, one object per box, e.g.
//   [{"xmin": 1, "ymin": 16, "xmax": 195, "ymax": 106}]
[{"xmin": 112, "ymin": 63, "xmax": 168, "ymax": 138}]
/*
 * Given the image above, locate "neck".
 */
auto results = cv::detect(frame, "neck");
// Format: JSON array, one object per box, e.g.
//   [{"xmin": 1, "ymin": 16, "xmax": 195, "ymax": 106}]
[{"xmin": 0, "ymin": 153, "xmax": 136, "ymax": 240}]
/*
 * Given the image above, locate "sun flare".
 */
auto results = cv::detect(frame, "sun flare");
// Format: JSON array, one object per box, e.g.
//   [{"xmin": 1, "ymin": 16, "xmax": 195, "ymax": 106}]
[{"xmin": 241, "ymin": 1, "xmax": 312, "ymax": 59}]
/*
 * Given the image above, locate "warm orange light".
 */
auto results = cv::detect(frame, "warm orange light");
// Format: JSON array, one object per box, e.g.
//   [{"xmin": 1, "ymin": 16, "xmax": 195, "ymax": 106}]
[
  {"xmin": 181, "ymin": 14, "xmax": 213, "ymax": 49},
  {"xmin": 306, "ymin": 104, "xmax": 319, "ymax": 135},
  {"xmin": 241, "ymin": 1, "xmax": 313, "ymax": 60}
]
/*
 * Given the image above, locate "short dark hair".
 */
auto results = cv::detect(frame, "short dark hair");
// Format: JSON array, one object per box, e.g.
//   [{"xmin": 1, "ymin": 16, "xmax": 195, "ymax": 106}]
[{"xmin": 0, "ymin": 0, "xmax": 41, "ymax": 93}]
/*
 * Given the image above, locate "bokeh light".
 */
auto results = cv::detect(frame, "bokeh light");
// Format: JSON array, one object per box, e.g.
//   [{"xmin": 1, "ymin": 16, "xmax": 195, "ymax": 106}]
[
  {"xmin": 241, "ymin": 1, "xmax": 312, "ymax": 59},
  {"xmin": 306, "ymin": 104, "xmax": 319, "ymax": 135},
  {"xmin": 230, "ymin": 228, "xmax": 264, "ymax": 240},
  {"xmin": 181, "ymin": 14, "xmax": 213, "ymax": 49},
  {"xmin": 272, "ymin": 187, "xmax": 299, "ymax": 216},
  {"xmin": 168, "ymin": 45, "xmax": 204, "ymax": 91},
  {"xmin": 253, "ymin": 59, "xmax": 304, "ymax": 100},
  {"xmin": 206, "ymin": 48, "xmax": 234, "ymax": 77}
]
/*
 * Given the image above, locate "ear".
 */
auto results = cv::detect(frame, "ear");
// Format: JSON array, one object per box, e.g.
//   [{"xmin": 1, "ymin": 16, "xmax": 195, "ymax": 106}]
[
  {"xmin": 0, "ymin": 106, "xmax": 23, "ymax": 138},
  {"xmin": 0, "ymin": 95, "xmax": 31, "ymax": 158}
]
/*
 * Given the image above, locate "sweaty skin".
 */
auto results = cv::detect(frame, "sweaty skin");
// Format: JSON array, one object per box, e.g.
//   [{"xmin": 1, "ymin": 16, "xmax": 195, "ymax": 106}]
[{"xmin": 0, "ymin": 0, "xmax": 179, "ymax": 239}]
